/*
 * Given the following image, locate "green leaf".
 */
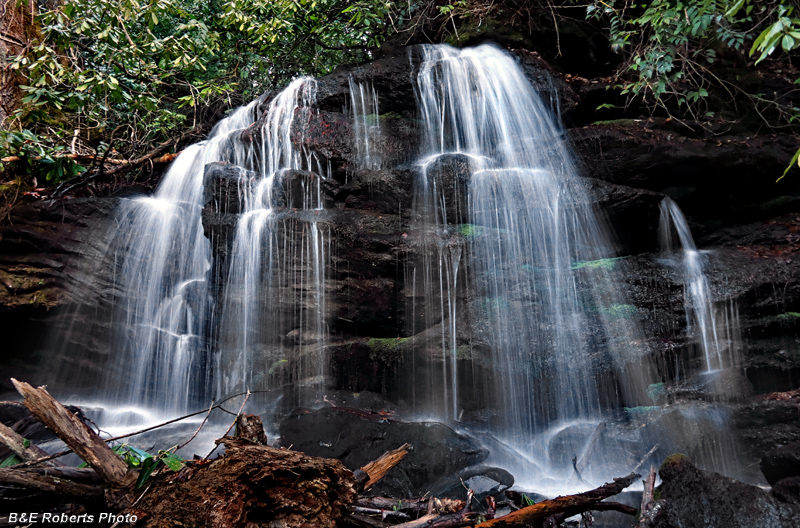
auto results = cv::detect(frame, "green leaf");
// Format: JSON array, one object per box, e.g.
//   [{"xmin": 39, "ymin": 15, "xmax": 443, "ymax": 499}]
[
  {"xmin": 725, "ymin": 0, "xmax": 745, "ymax": 18},
  {"xmin": 0, "ymin": 454, "xmax": 22, "ymax": 467},
  {"xmin": 160, "ymin": 451, "xmax": 186, "ymax": 472},
  {"xmin": 22, "ymin": 439, "xmax": 30, "ymax": 448},
  {"xmin": 777, "ymin": 147, "xmax": 800, "ymax": 182},
  {"xmin": 135, "ymin": 457, "xmax": 161, "ymax": 490},
  {"xmin": 782, "ymin": 34, "xmax": 796, "ymax": 52}
]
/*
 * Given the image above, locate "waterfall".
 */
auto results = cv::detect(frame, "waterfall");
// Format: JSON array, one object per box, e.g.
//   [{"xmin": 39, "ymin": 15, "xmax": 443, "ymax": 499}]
[
  {"xmin": 659, "ymin": 197, "xmax": 740, "ymax": 372},
  {"xmin": 218, "ymin": 78, "xmax": 330, "ymax": 401},
  {"xmin": 50, "ymin": 77, "xmax": 331, "ymax": 434},
  {"xmin": 349, "ymin": 76, "xmax": 382, "ymax": 170},
  {"xmin": 93, "ymin": 101, "xmax": 258, "ymax": 416},
  {"xmin": 38, "ymin": 42, "xmax": 760, "ymax": 490},
  {"xmin": 409, "ymin": 44, "xmax": 654, "ymax": 484}
]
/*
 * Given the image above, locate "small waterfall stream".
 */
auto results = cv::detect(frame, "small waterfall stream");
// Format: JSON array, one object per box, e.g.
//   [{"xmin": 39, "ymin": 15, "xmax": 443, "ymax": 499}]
[
  {"xmin": 659, "ymin": 197, "xmax": 740, "ymax": 373},
  {"xmin": 218, "ymin": 78, "xmax": 330, "ymax": 400},
  {"xmin": 100, "ymin": 101, "xmax": 258, "ymax": 415}
]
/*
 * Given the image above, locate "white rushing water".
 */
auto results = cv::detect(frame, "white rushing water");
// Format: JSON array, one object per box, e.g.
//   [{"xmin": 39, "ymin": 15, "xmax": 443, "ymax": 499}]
[
  {"xmin": 659, "ymin": 197, "xmax": 740, "ymax": 372},
  {"xmin": 218, "ymin": 78, "xmax": 329, "ymax": 400},
  {"xmin": 103, "ymin": 101, "xmax": 258, "ymax": 415},
  {"xmin": 409, "ymin": 43, "xmax": 654, "ymax": 486},
  {"xmin": 44, "ymin": 43, "xmax": 757, "ymax": 490},
  {"xmin": 60, "ymin": 76, "xmax": 331, "ymax": 442},
  {"xmin": 349, "ymin": 76, "xmax": 383, "ymax": 170}
]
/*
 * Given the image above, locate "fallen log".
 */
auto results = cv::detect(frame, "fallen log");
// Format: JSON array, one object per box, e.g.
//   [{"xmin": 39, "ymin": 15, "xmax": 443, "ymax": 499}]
[
  {"xmin": 11, "ymin": 379, "xmax": 135, "ymax": 487},
  {"xmin": 9, "ymin": 467, "xmax": 102, "ymax": 483},
  {"xmin": 355, "ymin": 442, "xmax": 411, "ymax": 491},
  {"xmin": 356, "ymin": 496, "xmax": 467, "ymax": 523},
  {"xmin": 0, "ymin": 468, "xmax": 105, "ymax": 500},
  {"xmin": 0, "ymin": 420, "xmax": 54, "ymax": 465},
  {"xmin": 475, "ymin": 473, "xmax": 640, "ymax": 528},
  {"xmin": 389, "ymin": 511, "xmax": 482, "ymax": 528},
  {"xmin": 357, "ymin": 496, "xmax": 466, "ymax": 515},
  {"xmin": 389, "ymin": 491, "xmax": 482, "ymax": 528},
  {"xmin": 349, "ymin": 513, "xmax": 393, "ymax": 528}
]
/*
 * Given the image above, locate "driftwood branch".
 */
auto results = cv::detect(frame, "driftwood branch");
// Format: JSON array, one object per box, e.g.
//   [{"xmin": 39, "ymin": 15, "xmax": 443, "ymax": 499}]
[
  {"xmin": 9, "ymin": 389, "xmax": 266, "ymax": 469},
  {"xmin": 13, "ymin": 467, "xmax": 102, "ymax": 483},
  {"xmin": 355, "ymin": 442, "xmax": 411, "ymax": 491},
  {"xmin": 10, "ymin": 379, "xmax": 134, "ymax": 487},
  {"xmin": 576, "ymin": 422, "xmax": 606, "ymax": 473},
  {"xmin": 357, "ymin": 496, "xmax": 463, "ymax": 516},
  {"xmin": 476, "ymin": 473, "xmax": 640, "ymax": 528},
  {"xmin": 388, "ymin": 491, "xmax": 481, "ymax": 528},
  {"xmin": 632, "ymin": 445, "xmax": 660, "ymax": 475}
]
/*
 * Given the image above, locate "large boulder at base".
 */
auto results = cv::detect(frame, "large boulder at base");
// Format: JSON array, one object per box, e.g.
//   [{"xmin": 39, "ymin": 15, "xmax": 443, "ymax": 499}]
[
  {"xmin": 643, "ymin": 454, "xmax": 800, "ymax": 528},
  {"xmin": 771, "ymin": 476, "xmax": 800, "ymax": 506},
  {"xmin": 761, "ymin": 442, "xmax": 800, "ymax": 486},
  {"xmin": 278, "ymin": 406, "xmax": 488, "ymax": 497},
  {"xmin": 429, "ymin": 465, "xmax": 514, "ymax": 503}
]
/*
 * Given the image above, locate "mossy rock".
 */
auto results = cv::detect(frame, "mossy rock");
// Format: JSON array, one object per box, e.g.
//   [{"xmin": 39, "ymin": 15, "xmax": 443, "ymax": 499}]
[
  {"xmin": 659, "ymin": 453, "xmax": 692, "ymax": 479},
  {"xmin": 571, "ymin": 257, "xmax": 625, "ymax": 271},
  {"xmin": 367, "ymin": 337, "xmax": 410, "ymax": 362}
]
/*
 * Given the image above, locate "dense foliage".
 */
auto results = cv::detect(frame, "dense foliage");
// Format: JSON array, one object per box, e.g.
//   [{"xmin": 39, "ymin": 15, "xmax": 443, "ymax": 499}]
[
  {"xmin": 1, "ymin": 0, "xmax": 798, "ymax": 194},
  {"xmin": 581, "ymin": 1, "xmax": 799, "ymax": 123},
  {"xmin": 1, "ymin": 0, "xmax": 420, "ymax": 189}
]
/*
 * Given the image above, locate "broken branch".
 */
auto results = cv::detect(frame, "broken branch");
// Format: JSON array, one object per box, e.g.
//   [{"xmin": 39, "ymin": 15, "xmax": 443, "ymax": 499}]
[
  {"xmin": 476, "ymin": 473, "xmax": 640, "ymax": 528},
  {"xmin": 355, "ymin": 442, "xmax": 411, "ymax": 491},
  {"xmin": 0, "ymin": 420, "xmax": 54, "ymax": 465},
  {"xmin": 0, "ymin": 468, "xmax": 105, "ymax": 500}
]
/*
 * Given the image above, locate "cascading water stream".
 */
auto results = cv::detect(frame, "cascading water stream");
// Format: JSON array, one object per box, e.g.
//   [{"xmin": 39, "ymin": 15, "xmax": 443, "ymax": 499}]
[
  {"xmin": 659, "ymin": 197, "xmax": 740, "ymax": 373},
  {"xmin": 51, "ymin": 77, "xmax": 331, "ymax": 444},
  {"xmin": 97, "ymin": 101, "xmax": 259, "ymax": 416},
  {"xmin": 218, "ymin": 77, "xmax": 330, "ymax": 403},
  {"xmin": 349, "ymin": 76, "xmax": 382, "ymax": 170},
  {"xmin": 37, "ymin": 42, "xmax": 761, "ymax": 493},
  {"xmin": 409, "ymin": 44, "xmax": 654, "ymax": 485}
]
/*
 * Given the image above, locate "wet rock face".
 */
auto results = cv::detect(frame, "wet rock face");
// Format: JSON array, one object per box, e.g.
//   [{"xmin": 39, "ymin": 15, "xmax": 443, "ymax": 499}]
[
  {"xmin": 761, "ymin": 442, "xmax": 800, "ymax": 486},
  {"xmin": 644, "ymin": 454, "xmax": 800, "ymax": 528},
  {"xmin": 278, "ymin": 407, "xmax": 489, "ymax": 497},
  {"xmin": 0, "ymin": 196, "xmax": 119, "ymax": 394}
]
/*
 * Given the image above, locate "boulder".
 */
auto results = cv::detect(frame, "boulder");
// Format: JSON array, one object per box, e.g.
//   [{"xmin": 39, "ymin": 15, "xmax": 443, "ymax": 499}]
[
  {"xmin": 761, "ymin": 442, "xmax": 800, "ymax": 486},
  {"xmin": 643, "ymin": 454, "xmax": 800, "ymax": 528},
  {"xmin": 429, "ymin": 465, "xmax": 514, "ymax": 502},
  {"xmin": 771, "ymin": 476, "xmax": 800, "ymax": 506},
  {"xmin": 278, "ymin": 406, "xmax": 488, "ymax": 496}
]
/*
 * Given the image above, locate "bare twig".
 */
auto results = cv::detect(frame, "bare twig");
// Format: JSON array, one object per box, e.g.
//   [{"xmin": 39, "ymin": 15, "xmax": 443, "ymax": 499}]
[{"xmin": 175, "ymin": 400, "xmax": 215, "ymax": 451}]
